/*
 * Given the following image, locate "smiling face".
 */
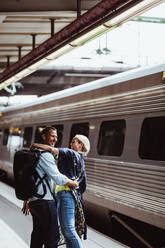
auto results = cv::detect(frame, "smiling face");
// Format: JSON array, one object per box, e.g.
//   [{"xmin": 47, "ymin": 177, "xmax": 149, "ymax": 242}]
[
  {"xmin": 42, "ymin": 129, "xmax": 58, "ymax": 147},
  {"xmin": 70, "ymin": 138, "xmax": 84, "ymax": 152}
]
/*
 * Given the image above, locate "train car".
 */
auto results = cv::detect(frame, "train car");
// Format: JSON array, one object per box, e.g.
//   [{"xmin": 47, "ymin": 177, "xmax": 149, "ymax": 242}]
[{"xmin": 0, "ymin": 63, "xmax": 165, "ymax": 233}]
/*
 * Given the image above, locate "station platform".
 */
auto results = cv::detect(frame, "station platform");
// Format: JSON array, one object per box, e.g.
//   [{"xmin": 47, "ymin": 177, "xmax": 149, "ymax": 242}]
[{"xmin": 0, "ymin": 181, "xmax": 128, "ymax": 248}]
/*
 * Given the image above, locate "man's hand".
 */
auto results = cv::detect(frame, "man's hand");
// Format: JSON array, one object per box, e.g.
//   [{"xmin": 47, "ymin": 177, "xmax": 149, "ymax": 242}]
[{"xmin": 22, "ymin": 200, "xmax": 30, "ymax": 216}]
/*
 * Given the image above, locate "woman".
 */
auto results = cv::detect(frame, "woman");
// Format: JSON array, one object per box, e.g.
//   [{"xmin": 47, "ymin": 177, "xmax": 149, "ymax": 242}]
[{"xmin": 32, "ymin": 134, "xmax": 90, "ymax": 248}]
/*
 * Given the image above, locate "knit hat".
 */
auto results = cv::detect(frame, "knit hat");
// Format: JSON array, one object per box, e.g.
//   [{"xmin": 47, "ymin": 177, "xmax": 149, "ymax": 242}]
[{"xmin": 74, "ymin": 134, "xmax": 90, "ymax": 155}]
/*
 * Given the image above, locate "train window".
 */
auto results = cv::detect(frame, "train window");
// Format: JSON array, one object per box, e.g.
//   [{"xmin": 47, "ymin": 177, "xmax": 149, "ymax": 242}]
[
  {"xmin": 69, "ymin": 123, "xmax": 89, "ymax": 143},
  {"xmin": 97, "ymin": 120, "xmax": 126, "ymax": 156},
  {"xmin": 52, "ymin": 125, "xmax": 63, "ymax": 147},
  {"xmin": 34, "ymin": 126, "xmax": 46, "ymax": 143},
  {"xmin": 23, "ymin": 127, "xmax": 33, "ymax": 148},
  {"xmin": 7, "ymin": 127, "xmax": 22, "ymax": 148},
  {"xmin": 139, "ymin": 116, "xmax": 165, "ymax": 161},
  {"xmin": 3, "ymin": 128, "xmax": 9, "ymax": 146}
]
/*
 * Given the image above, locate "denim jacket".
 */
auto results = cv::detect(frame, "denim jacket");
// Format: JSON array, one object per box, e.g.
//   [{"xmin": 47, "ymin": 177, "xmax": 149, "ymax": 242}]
[{"xmin": 58, "ymin": 148, "xmax": 87, "ymax": 194}]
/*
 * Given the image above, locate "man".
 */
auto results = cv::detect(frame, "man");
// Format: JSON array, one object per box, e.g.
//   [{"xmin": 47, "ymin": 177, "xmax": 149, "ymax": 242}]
[{"xmin": 23, "ymin": 126, "xmax": 77, "ymax": 248}]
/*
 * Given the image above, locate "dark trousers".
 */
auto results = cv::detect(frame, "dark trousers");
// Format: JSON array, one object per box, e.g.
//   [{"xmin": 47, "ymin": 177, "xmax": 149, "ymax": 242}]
[{"xmin": 29, "ymin": 199, "xmax": 59, "ymax": 248}]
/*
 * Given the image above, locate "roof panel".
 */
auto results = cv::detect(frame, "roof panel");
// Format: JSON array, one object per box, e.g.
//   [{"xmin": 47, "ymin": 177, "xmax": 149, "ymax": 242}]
[
  {"xmin": 0, "ymin": 0, "xmax": 100, "ymax": 11},
  {"xmin": 0, "ymin": 0, "xmax": 100, "ymax": 72},
  {"xmin": 0, "ymin": 0, "xmax": 164, "ymax": 99}
]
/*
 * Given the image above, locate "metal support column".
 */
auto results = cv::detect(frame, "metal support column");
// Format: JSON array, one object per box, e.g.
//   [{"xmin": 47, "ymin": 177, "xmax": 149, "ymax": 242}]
[
  {"xmin": 50, "ymin": 19, "xmax": 55, "ymax": 37},
  {"xmin": 18, "ymin": 46, "xmax": 22, "ymax": 61},
  {"xmin": 31, "ymin": 34, "xmax": 36, "ymax": 50},
  {"xmin": 77, "ymin": 0, "xmax": 81, "ymax": 18},
  {"xmin": 7, "ymin": 56, "xmax": 10, "ymax": 68}
]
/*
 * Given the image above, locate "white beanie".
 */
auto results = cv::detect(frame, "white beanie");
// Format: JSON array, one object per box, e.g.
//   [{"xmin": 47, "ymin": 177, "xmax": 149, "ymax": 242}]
[{"xmin": 74, "ymin": 134, "xmax": 90, "ymax": 155}]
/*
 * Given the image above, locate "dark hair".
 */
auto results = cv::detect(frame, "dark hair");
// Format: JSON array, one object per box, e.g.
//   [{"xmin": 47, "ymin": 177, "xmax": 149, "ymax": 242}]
[{"xmin": 41, "ymin": 126, "xmax": 57, "ymax": 136}]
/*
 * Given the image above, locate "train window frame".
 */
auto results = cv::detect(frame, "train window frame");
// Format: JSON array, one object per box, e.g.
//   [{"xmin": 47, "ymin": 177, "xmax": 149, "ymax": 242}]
[
  {"xmin": 97, "ymin": 119, "xmax": 126, "ymax": 157},
  {"xmin": 2, "ymin": 128, "xmax": 9, "ymax": 146},
  {"xmin": 0, "ymin": 128, "xmax": 2, "ymax": 145},
  {"xmin": 7, "ymin": 127, "xmax": 23, "ymax": 148},
  {"xmin": 139, "ymin": 116, "xmax": 165, "ymax": 161},
  {"xmin": 69, "ymin": 122, "xmax": 89, "ymax": 145},
  {"xmin": 52, "ymin": 124, "xmax": 64, "ymax": 147},
  {"xmin": 23, "ymin": 127, "xmax": 33, "ymax": 148}
]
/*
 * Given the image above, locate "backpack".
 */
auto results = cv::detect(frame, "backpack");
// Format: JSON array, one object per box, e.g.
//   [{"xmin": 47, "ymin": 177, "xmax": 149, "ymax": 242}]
[{"xmin": 13, "ymin": 149, "xmax": 48, "ymax": 200}]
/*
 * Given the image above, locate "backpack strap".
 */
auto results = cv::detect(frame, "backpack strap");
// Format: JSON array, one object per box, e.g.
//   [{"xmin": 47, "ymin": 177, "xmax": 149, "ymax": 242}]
[
  {"xmin": 32, "ymin": 150, "xmax": 48, "ymax": 199},
  {"xmin": 34, "ymin": 150, "xmax": 56, "ymax": 201},
  {"xmin": 33, "ymin": 171, "xmax": 47, "ymax": 198}
]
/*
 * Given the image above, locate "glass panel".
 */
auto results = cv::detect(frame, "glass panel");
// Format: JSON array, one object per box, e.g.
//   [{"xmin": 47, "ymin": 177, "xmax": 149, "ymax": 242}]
[
  {"xmin": 23, "ymin": 127, "xmax": 33, "ymax": 148},
  {"xmin": 139, "ymin": 116, "xmax": 165, "ymax": 161},
  {"xmin": 98, "ymin": 120, "xmax": 126, "ymax": 156},
  {"xmin": 69, "ymin": 122, "xmax": 89, "ymax": 143}
]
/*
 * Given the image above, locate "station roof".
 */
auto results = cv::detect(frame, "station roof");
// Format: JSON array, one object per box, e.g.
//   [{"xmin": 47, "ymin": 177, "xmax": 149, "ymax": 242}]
[{"xmin": 0, "ymin": 0, "xmax": 164, "ymax": 99}]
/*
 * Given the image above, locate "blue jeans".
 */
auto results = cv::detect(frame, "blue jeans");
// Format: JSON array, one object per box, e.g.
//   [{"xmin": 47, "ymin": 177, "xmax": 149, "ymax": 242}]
[
  {"xmin": 29, "ymin": 199, "xmax": 59, "ymax": 248},
  {"xmin": 56, "ymin": 191, "xmax": 83, "ymax": 248}
]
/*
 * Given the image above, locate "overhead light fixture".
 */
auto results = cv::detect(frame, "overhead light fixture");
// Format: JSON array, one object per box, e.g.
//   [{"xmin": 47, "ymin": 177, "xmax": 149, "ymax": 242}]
[
  {"xmin": 0, "ymin": 76, "xmax": 17, "ymax": 91},
  {"xmin": 28, "ymin": 58, "xmax": 49, "ymax": 71},
  {"xmin": 69, "ymin": 0, "xmax": 163, "ymax": 47},
  {"xmin": 105, "ymin": 0, "xmax": 164, "ymax": 26},
  {"xmin": 64, "ymin": 73, "xmax": 108, "ymax": 78},
  {"xmin": 46, "ymin": 44, "xmax": 72, "ymax": 60},
  {"xmin": 14, "ymin": 68, "xmax": 32, "ymax": 81},
  {"xmin": 70, "ymin": 25, "xmax": 116, "ymax": 47}
]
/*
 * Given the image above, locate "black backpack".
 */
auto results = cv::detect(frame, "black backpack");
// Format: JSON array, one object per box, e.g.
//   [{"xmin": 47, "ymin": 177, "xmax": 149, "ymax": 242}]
[{"xmin": 13, "ymin": 149, "xmax": 48, "ymax": 200}]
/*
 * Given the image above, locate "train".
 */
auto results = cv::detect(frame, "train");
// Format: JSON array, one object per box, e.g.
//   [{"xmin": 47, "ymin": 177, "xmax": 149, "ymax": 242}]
[{"xmin": 0, "ymin": 62, "xmax": 165, "ymax": 234}]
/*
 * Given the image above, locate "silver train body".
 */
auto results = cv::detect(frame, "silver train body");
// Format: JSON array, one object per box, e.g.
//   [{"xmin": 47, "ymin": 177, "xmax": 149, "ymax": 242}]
[{"xmin": 0, "ymin": 63, "xmax": 165, "ymax": 230}]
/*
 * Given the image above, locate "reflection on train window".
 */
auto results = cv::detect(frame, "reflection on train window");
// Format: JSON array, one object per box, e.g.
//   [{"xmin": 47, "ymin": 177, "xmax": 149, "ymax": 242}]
[
  {"xmin": 34, "ymin": 126, "xmax": 46, "ymax": 143},
  {"xmin": 8, "ymin": 127, "xmax": 22, "ymax": 148},
  {"xmin": 139, "ymin": 116, "xmax": 165, "ymax": 161},
  {"xmin": 69, "ymin": 123, "xmax": 89, "ymax": 143},
  {"xmin": 98, "ymin": 120, "xmax": 126, "ymax": 156},
  {"xmin": 3, "ymin": 128, "xmax": 9, "ymax": 146},
  {"xmin": 23, "ymin": 127, "xmax": 33, "ymax": 148},
  {"xmin": 52, "ymin": 125, "xmax": 63, "ymax": 147}
]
